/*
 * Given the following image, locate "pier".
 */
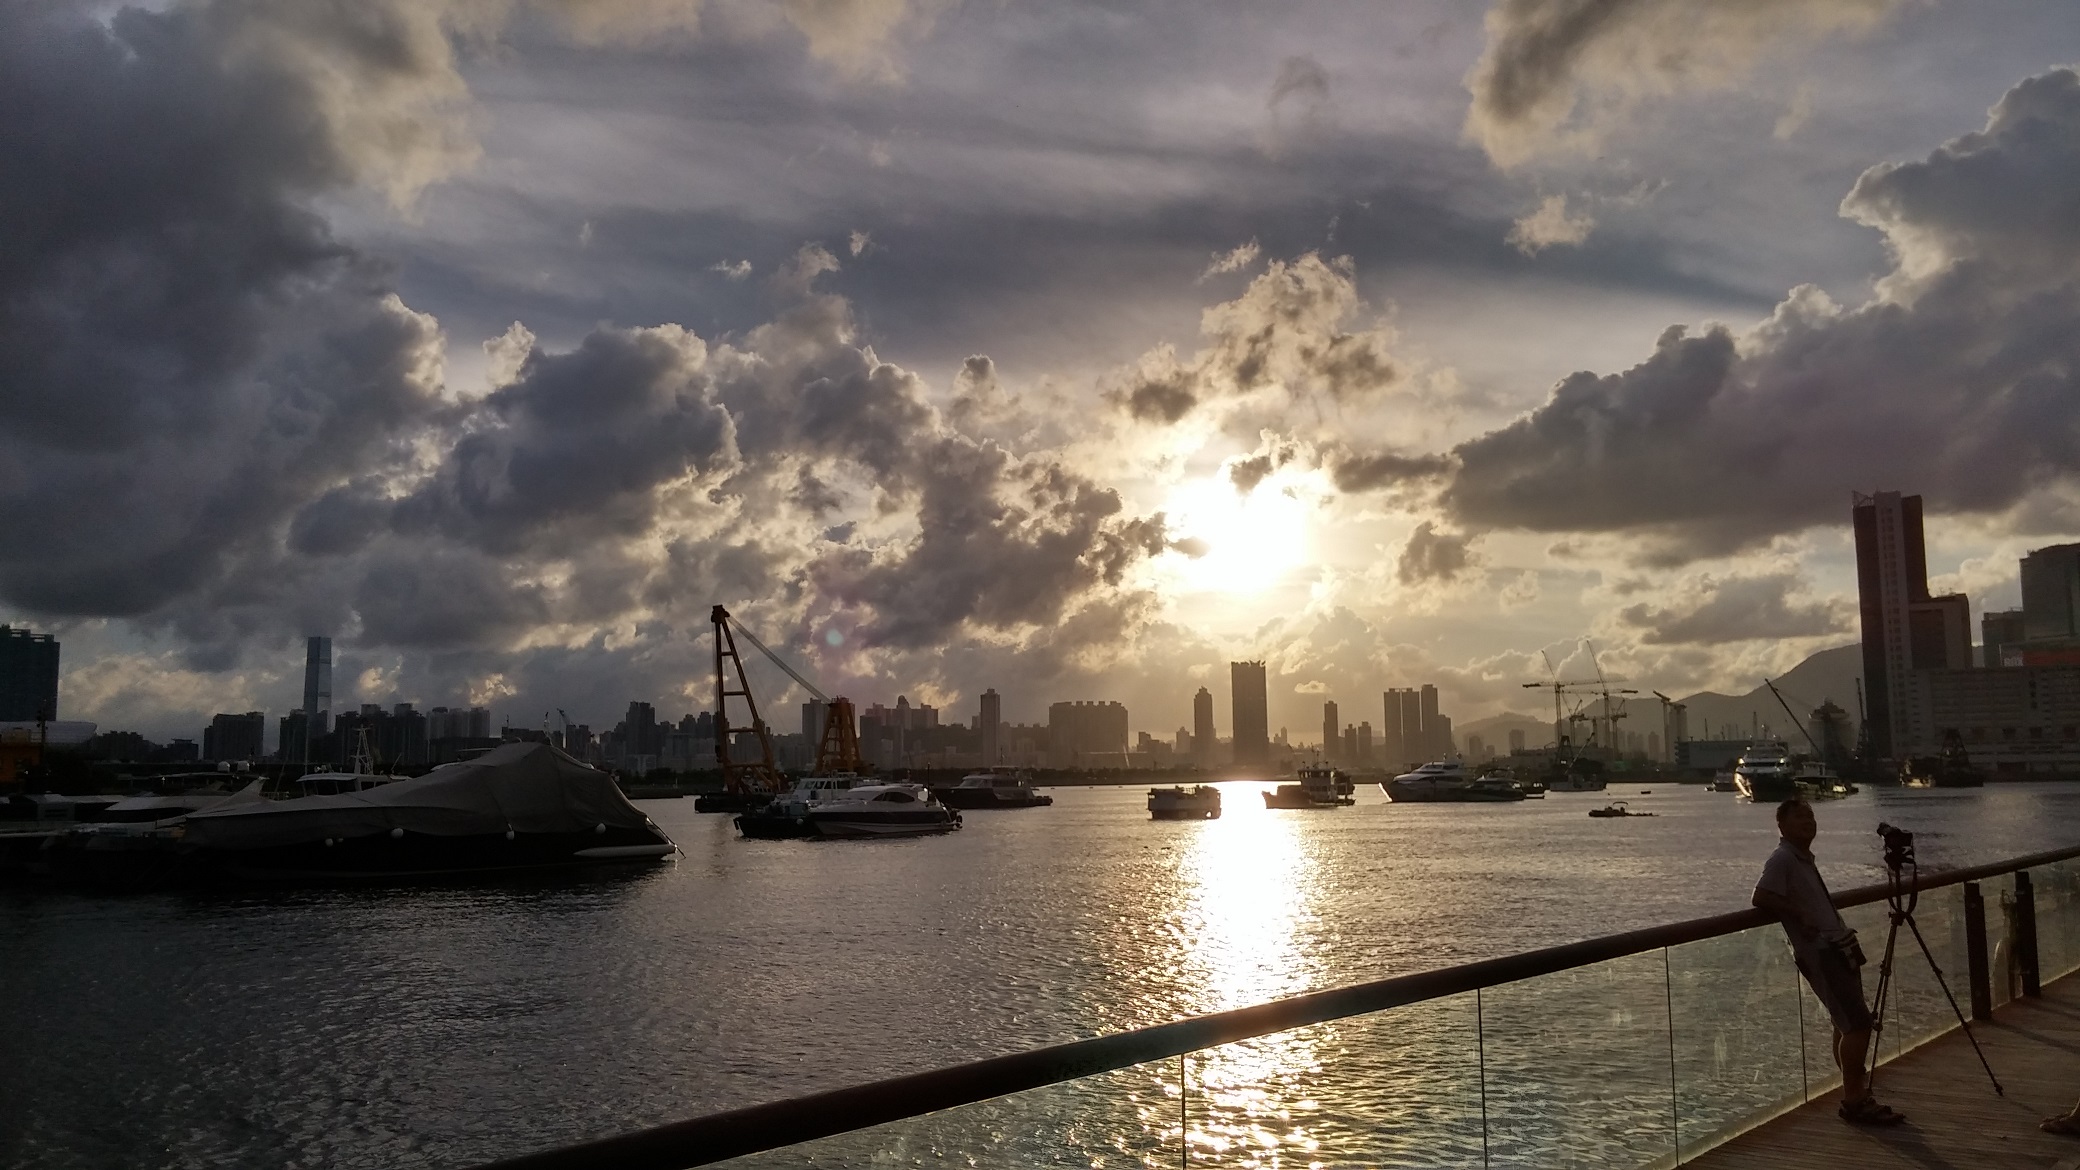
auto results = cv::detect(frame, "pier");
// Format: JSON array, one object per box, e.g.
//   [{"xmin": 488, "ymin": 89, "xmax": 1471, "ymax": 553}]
[{"xmin": 1696, "ymin": 974, "xmax": 2080, "ymax": 1169}]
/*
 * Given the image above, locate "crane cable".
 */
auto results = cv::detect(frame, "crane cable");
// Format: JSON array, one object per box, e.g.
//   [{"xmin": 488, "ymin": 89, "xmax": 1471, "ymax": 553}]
[{"xmin": 725, "ymin": 617, "xmax": 829, "ymax": 704}]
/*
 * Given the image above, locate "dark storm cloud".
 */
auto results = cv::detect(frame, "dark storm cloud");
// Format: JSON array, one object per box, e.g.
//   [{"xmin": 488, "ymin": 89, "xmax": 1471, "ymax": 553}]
[
  {"xmin": 1465, "ymin": 0, "xmax": 1906, "ymax": 166},
  {"xmin": 1329, "ymin": 449, "xmax": 1455, "ymax": 493},
  {"xmin": 1396, "ymin": 521, "xmax": 1479, "ymax": 585},
  {"xmin": 1428, "ymin": 68, "xmax": 2080, "ymax": 559},
  {"xmin": 391, "ymin": 324, "xmax": 738, "ymax": 556},
  {"xmin": 0, "ymin": 2, "xmax": 450, "ymax": 616},
  {"xmin": 1619, "ymin": 572, "xmax": 1849, "ymax": 645}
]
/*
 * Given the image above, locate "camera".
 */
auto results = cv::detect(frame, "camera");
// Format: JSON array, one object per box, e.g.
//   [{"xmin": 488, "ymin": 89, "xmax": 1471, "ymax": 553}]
[{"xmin": 1877, "ymin": 822, "xmax": 1915, "ymax": 869}]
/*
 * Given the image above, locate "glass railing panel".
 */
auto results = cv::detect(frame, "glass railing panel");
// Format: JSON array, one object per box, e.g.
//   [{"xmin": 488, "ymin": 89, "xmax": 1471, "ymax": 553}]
[
  {"xmin": 704, "ymin": 1055, "xmax": 1178, "ymax": 1169},
  {"xmin": 1980, "ymin": 874, "xmax": 2017, "ymax": 1010},
  {"xmin": 2032, "ymin": 858, "xmax": 2080, "ymax": 982},
  {"xmin": 1186, "ymin": 991, "xmax": 1484, "ymax": 1169},
  {"xmin": 1667, "ymin": 924, "xmax": 1808, "ymax": 1161},
  {"xmin": 1867, "ymin": 881, "xmax": 1971, "ymax": 1061},
  {"xmin": 1477, "ymin": 951, "xmax": 1676, "ymax": 1170}
]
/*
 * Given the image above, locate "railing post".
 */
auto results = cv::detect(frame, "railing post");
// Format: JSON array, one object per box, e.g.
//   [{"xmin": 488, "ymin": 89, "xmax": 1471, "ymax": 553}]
[
  {"xmin": 1964, "ymin": 881, "xmax": 1991, "ymax": 1021},
  {"xmin": 2017, "ymin": 870, "xmax": 2042, "ymax": 998}
]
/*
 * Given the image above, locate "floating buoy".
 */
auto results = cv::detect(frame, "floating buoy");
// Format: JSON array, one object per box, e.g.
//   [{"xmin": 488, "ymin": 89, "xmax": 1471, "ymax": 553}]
[
  {"xmin": 505, "ymin": 829, "xmax": 516, "ymax": 841},
  {"xmin": 595, "ymin": 823, "xmax": 607, "ymax": 834},
  {"xmin": 391, "ymin": 827, "xmax": 405, "ymax": 839},
  {"xmin": 324, "ymin": 838, "xmax": 335, "ymax": 847}
]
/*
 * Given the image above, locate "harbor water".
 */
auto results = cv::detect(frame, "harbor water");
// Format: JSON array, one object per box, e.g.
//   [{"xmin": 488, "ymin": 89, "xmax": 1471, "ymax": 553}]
[{"xmin": 5, "ymin": 780, "xmax": 2079, "ymax": 1168}]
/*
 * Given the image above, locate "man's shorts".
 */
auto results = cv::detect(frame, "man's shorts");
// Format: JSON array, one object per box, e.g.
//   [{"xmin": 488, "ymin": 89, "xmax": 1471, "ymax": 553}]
[{"xmin": 1797, "ymin": 945, "xmax": 1874, "ymax": 1033}]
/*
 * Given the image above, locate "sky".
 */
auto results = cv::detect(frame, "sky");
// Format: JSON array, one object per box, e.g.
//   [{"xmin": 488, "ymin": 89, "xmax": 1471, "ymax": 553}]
[{"xmin": 6, "ymin": 0, "xmax": 2080, "ymax": 745}]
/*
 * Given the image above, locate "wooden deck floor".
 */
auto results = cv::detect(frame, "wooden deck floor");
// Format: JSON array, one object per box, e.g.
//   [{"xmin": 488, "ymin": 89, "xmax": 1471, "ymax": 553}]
[{"xmin": 1691, "ymin": 973, "xmax": 2080, "ymax": 1170}]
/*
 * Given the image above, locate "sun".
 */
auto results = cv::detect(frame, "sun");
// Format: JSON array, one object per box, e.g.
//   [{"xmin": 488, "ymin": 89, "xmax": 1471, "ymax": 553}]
[{"xmin": 1161, "ymin": 474, "xmax": 1313, "ymax": 596}]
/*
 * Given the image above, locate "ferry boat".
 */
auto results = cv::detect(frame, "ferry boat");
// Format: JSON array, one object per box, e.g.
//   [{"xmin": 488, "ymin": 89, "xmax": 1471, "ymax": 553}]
[
  {"xmin": 1148, "ymin": 785, "xmax": 1222, "ymax": 820},
  {"xmin": 1732, "ymin": 741, "xmax": 1799, "ymax": 802},
  {"xmin": 1263, "ymin": 763, "xmax": 1355, "ymax": 809},
  {"xmin": 931, "ymin": 767, "xmax": 1053, "ymax": 809},
  {"xmin": 1384, "ymin": 759, "xmax": 1527, "ymax": 803}
]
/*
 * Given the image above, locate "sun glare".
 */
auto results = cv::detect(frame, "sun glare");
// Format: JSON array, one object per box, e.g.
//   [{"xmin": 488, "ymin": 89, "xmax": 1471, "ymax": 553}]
[{"xmin": 1163, "ymin": 476, "xmax": 1313, "ymax": 596}]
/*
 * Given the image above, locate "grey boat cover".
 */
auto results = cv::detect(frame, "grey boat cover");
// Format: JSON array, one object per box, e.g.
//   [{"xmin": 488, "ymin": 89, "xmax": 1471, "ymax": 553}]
[{"xmin": 182, "ymin": 743, "xmax": 651, "ymax": 850}]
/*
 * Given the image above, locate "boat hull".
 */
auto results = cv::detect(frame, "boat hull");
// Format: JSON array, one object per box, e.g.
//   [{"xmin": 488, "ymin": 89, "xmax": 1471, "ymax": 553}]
[
  {"xmin": 1149, "ymin": 807, "xmax": 1221, "ymax": 820},
  {"xmin": 188, "ymin": 825, "xmax": 676, "ymax": 881},
  {"xmin": 931, "ymin": 788, "xmax": 1053, "ymax": 809},
  {"xmin": 1384, "ymin": 780, "xmax": 1526, "ymax": 803},
  {"xmin": 1734, "ymin": 775, "xmax": 1801, "ymax": 802}
]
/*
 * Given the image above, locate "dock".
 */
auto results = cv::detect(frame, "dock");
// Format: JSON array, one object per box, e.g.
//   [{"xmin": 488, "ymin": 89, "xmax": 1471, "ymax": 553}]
[{"xmin": 1694, "ymin": 972, "xmax": 2080, "ymax": 1169}]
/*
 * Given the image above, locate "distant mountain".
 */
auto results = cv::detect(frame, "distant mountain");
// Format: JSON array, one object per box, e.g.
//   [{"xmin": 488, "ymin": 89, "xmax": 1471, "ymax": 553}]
[
  {"xmin": 1456, "ymin": 710, "xmax": 1559, "ymax": 751},
  {"xmin": 1676, "ymin": 644, "xmax": 1863, "ymax": 745}
]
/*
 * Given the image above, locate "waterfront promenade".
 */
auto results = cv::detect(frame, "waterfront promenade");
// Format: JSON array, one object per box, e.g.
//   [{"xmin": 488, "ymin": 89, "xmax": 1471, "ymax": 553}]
[{"xmin": 1698, "ymin": 972, "xmax": 2080, "ymax": 1170}]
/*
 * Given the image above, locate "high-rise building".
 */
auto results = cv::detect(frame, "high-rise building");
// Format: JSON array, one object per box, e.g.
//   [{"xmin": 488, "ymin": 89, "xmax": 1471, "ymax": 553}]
[
  {"xmin": 1356, "ymin": 721, "xmax": 1373, "ymax": 763},
  {"xmin": 1381, "ymin": 690, "xmax": 1406, "ymax": 769},
  {"xmin": 979, "ymin": 688, "xmax": 1002, "ymax": 764},
  {"xmin": 802, "ymin": 700, "xmax": 827, "ymax": 748},
  {"xmin": 278, "ymin": 710, "xmax": 307, "ymax": 763},
  {"xmin": 1854, "ymin": 491, "xmax": 1974, "ymax": 758},
  {"xmin": 203, "ymin": 711, "xmax": 266, "ymax": 761},
  {"xmin": 302, "ymin": 637, "xmax": 333, "ymax": 742},
  {"xmin": 1047, "ymin": 700, "xmax": 1129, "ymax": 768},
  {"xmin": 1193, "ymin": 687, "xmax": 1216, "ymax": 766},
  {"xmin": 1983, "ymin": 608, "xmax": 2027, "ymax": 668},
  {"xmin": 1398, "ymin": 690, "xmax": 1422, "ymax": 761},
  {"xmin": 1419, "ymin": 685, "xmax": 1440, "ymax": 759},
  {"xmin": 1508, "ymin": 728, "xmax": 1526, "ymax": 753},
  {"xmin": 2022, "ymin": 544, "xmax": 2080, "ymax": 645},
  {"xmin": 1320, "ymin": 700, "xmax": 1339, "ymax": 760},
  {"xmin": 1230, "ymin": 662, "xmax": 1268, "ymax": 766},
  {"xmin": 0, "ymin": 625, "xmax": 60, "ymax": 722}
]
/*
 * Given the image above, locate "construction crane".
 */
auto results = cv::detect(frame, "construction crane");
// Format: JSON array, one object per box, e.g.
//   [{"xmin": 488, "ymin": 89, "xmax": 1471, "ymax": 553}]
[
  {"xmin": 709, "ymin": 605, "xmax": 861, "ymax": 806},
  {"xmin": 1523, "ymin": 647, "xmax": 1621, "ymax": 753},
  {"xmin": 1584, "ymin": 640, "xmax": 1638, "ymax": 754},
  {"xmin": 1650, "ymin": 691, "xmax": 1686, "ymax": 764}
]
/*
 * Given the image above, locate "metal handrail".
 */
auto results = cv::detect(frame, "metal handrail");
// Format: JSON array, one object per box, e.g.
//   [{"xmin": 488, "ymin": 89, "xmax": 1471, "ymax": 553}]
[{"xmin": 470, "ymin": 843, "xmax": 2080, "ymax": 1170}]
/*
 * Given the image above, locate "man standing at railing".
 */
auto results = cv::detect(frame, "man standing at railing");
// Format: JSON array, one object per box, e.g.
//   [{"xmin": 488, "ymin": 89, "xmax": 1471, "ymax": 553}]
[{"xmin": 1753, "ymin": 797, "xmax": 1907, "ymax": 1126}]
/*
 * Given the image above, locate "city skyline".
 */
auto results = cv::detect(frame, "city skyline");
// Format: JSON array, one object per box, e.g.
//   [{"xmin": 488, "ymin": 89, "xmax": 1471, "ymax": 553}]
[{"xmin": 3, "ymin": 3, "xmax": 2079, "ymax": 751}]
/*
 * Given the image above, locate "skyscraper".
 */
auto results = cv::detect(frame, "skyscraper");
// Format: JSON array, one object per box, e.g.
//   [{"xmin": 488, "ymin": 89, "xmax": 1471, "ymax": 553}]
[
  {"xmin": 1381, "ymin": 690, "xmax": 1406, "ymax": 770},
  {"xmin": 1356, "ymin": 721, "xmax": 1373, "ymax": 764},
  {"xmin": 1853, "ymin": 491, "xmax": 1972, "ymax": 759},
  {"xmin": 1397, "ymin": 689, "xmax": 1422, "ymax": 762},
  {"xmin": 1419, "ymin": 684, "xmax": 1440, "ymax": 759},
  {"xmin": 1193, "ymin": 686, "xmax": 1215, "ymax": 766},
  {"xmin": 0, "ymin": 625, "xmax": 59, "ymax": 722},
  {"xmin": 302, "ymin": 636, "xmax": 333, "ymax": 741},
  {"xmin": 1047, "ymin": 700, "xmax": 1129, "ymax": 768},
  {"xmin": 979, "ymin": 688, "xmax": 1002, "ymax": 763},
  {"xmin": 1230, "ymin": 661, "xmax": 1268, "ymax": 766},
  {"xmin": 1982, "ymin": 608, "xmax": 2026, "ymax": 667},
  {"xmin": 2021, "ymin": 543, "xmax": 2080, "ymax": 645},
  {"xmin": 1320, "ymin": 700, "xmax": 1339, "ymax": 760}
]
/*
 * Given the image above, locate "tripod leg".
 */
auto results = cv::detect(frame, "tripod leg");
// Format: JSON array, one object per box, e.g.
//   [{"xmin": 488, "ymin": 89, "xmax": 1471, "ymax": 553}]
[
  {"xmin": 1865, "ymin": 914, "xmax": 1904, "ymax": 1098},
  {"xmin": 1900, "ymin": 913, "xmax": 2004, "ymax": 1096}
]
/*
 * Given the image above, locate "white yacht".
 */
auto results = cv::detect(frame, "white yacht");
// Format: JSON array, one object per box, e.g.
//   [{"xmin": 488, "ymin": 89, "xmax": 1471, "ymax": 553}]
[
  {"xmin": 738, "ymin": 776, "xmax": 960, "ymax": 839},
  {"xmin": 1384, "ymin": 759, "xmax": 1527, "ymax": 803},
  {"xmin": 1732, "ymin": 741, "xmax": 1798, "ymax": 802},
  {"xmin": 932, "ymin": 767, "xmax": 1053, "ymax": 809}
]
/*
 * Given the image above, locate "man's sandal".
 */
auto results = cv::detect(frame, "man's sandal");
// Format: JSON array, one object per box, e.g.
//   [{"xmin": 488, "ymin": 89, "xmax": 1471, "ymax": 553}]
[
  {"xmin": 1838, "ymin": 1097, "xmax": 1907, "ymax": 1126},
  {"xmin": 2041, "ymin": 1113, "xmax": 2080, "ymax": 1136}
]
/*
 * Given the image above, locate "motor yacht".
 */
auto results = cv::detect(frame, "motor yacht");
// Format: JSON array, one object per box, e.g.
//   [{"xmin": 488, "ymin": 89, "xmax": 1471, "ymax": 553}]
[
  {"xmin": 1384, "ymin": 759, "xmax": 1527, "ymax": 803},
  {"xmin": 931, "ymin": 767, "xmax": 1053, "ymax": 809},
  {"xmin": 1732, "ymin": 741, "xmax": 1799, "ymax": 802},
  {"xmin": 738, "ymin": 776, "xmax": 961, "ymax": 839},
  {"xmin": 1263, "ymin": 763, "xmax": 1354, "ymax": 809},
  {"xmin": 1148, "ymin": 785, "xmax": 1221, "ymax": 820}
]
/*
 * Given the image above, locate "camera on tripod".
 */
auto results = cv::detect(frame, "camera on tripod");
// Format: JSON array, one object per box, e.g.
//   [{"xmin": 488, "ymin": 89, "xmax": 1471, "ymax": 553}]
[{"xmin": 1877, "ymin": 822, "xmax": 1915, "ymax": 870}]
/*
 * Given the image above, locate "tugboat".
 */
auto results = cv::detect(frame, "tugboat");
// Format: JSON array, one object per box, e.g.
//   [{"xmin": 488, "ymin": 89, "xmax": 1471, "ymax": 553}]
[
  {"xmin": 1149, "ymin": 785, "xmax": 1222, "ymax": 820},
  {"xmin": 1263, "ymin": 762, "xmax": 1355, "ymax": 809},
  {"xmin": 1589, "ymin": 800, "xmax": 1654, "ymax": 818},
  {"xmin": 931, "ymin": 767, "xmax": 1053, "ymax": 809}
]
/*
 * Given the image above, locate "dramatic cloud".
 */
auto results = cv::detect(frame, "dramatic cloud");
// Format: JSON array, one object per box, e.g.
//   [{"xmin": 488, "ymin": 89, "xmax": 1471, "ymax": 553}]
[
  {"xmin": 1396, "ymin": 522, "xmax": 1480, "ymax": 585},
  {"xmin": 1433, "ymin": 68, "xmax": 2080, "ymax": 560},
  {"xmin": 1507, "ymin": 194, "xmax": 1595, "ymax": 255},
  {"xmin": 1465, "ymin": 0, "xmax": 1906, "ymax": 166},
  {"xmin": 1109, "ymin": 254, "xmax": 1403, "ymax": 431},
  {"xmin": 1618, "ymin": 571, "xmax": 1850, "ymax": 645}
]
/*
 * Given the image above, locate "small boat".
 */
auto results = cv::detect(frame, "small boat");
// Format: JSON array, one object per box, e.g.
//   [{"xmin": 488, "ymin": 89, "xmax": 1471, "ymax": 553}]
[
  {"xmin": 1263, "ymin": 763, "xmax": 1355, "ymax": 809},
  {"xmin": 1384, "ymin": 759, "xmax": 1527, "ymax": 803},
  {"xmin": 1589, "ymin": 801, "xmax": 1653, "ymax": 818},
  {"xmin": 1732, "ymin": 741, "xmax": 1799, "ymax": 802},
  {"xmin": 931, "ymin": 767, "xmax": 1053, "ymax": 809},
  {"xmin": 1149, "ymin": 785, "xmax": 1222, "ymax": 820},
  {"xmin": 738, "ymin": 776, "xmax": 960, "ymax": 839}
]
